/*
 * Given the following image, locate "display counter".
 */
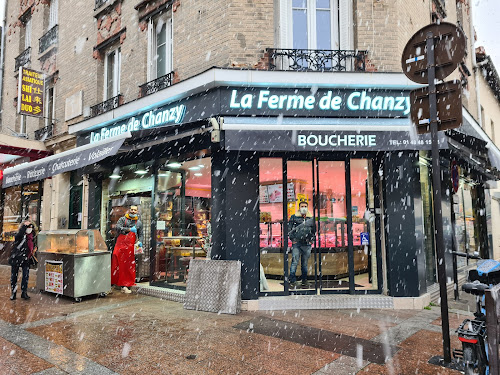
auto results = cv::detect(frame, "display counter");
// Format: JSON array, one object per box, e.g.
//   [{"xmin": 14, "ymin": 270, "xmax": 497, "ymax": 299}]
[
  {"xmin": 156, "ymin": 236, "xmax": 205, "ymax": 283},
  {"xmin": 260, "ymin": 247, "xmax": 368, "ymax": 278},
  {"xmin": 36, "ymin": 229, "xmax": 110, "ymax": 302}
]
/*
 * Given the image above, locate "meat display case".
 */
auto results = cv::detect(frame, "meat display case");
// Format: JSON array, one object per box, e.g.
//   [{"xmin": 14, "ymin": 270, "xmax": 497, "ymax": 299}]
[{"xmin": 35, "ymin": 229, "xmax": 111, "ymax": 302}]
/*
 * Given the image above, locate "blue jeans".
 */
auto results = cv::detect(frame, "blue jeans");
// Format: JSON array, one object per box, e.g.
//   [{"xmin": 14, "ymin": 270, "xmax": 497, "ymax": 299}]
[
  {"xmin": 11, "ymin": 264, "xmax": 29, "ymax": 294},
  {"xmin": 289, "ymin": 243, "xmax": 311, "ymax": 284}
]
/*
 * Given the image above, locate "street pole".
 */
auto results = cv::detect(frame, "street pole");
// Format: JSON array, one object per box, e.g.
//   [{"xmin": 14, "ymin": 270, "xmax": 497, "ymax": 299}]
[{"xmin": 427, "ymin": 31, "xmax": 452, "ymax": 363}]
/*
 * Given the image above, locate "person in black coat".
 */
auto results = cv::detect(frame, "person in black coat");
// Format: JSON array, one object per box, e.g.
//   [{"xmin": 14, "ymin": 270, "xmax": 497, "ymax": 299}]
[{"xmin": 8, "ymin": 220, "xmax": 36, "ymax": 300}]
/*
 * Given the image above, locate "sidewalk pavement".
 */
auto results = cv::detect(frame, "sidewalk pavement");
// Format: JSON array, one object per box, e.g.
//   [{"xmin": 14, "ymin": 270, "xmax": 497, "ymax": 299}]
[{"xmin": 0, "ymin": 265, "xmax": 474, "ymax": 374}]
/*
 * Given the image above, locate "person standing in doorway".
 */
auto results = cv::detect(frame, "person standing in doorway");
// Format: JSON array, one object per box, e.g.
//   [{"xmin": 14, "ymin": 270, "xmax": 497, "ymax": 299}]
[
  {"xmin": 288, "ymin": 201, "xmax": 315, "ymax": 289},
  {"xmin": 112, "ymin": 205, "xmax": 143, "ymax": 293},
  {"xmin": 9, "ymin": 220, "xmax": 37, "ymax": 300}
]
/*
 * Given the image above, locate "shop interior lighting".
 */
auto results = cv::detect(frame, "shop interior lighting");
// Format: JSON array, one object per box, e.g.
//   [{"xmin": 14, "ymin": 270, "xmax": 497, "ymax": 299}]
[
  {"xmin": 194, "ymin": 172, "xmax": 203, "ymax": 176},
  {"xmin": 188, "ymin": 166, "xmax": 201, "ymax": 171},
  {"xmin": 166, "ymin": 162, "xmax": 182, "ymax": 168},
  {"xmin": 134, "ymin": 163, "xmax": 148, "ymax": 174},
  {"xmin": 109, "ymin": 166, "xmax": 121, "ymax": 179}
]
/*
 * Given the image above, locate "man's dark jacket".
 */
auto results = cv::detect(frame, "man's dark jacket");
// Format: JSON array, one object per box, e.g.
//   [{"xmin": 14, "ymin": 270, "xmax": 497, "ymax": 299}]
[{"xmin": 288, "ymin": 214, "xmax": 315, "ymax": 245}]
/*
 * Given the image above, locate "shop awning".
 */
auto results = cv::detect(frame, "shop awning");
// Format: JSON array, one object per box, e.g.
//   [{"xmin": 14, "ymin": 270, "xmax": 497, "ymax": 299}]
[{"xmin": 2, "ymin": 132, "xmax": 131, "ymax": 188}]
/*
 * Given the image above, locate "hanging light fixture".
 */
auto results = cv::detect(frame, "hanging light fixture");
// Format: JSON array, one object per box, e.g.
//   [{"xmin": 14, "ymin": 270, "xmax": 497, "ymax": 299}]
[{"xmin": 134, "ymin": 163, "xmax": 148, "ymax": 175}]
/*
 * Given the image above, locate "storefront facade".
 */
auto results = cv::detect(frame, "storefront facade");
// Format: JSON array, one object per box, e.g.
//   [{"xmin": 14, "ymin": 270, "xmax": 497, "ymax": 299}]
[
  {"xmin": 7, "ymin": 68, "xmax": 496, "ymax": 303},
  {"xmin": 0, "ymin": 136, "xmax": 51, "ymax": 264}
]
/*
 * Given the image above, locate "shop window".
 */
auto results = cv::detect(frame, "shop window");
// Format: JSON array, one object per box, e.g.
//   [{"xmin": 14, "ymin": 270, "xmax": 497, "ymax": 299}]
[
  {"xmin": 259, "ymin": 158, "xmax": 284, "ymax": 293},
  {"xmin": 1, "ymin": 186, "xmax": 22, "ymax": 242},
  {"xmin": 69, "ymin": 172, "xmax": 83, "ymax": 229},
  {"xmin": 419, "ymin": 152, "xmax": 437, "ymax": 285},
  {"xmin": 153, "ymin": 157, "xmax": 211, "ymax": 288},
  {"xmin": 104, "ymin": 47, "xmax": 121, "ymax": 100},
  {"xmin": 454, "ymin": 178, "xmax": 480, "ymax": 268},
  {"xmin": 147, "ymin": 14, "xmax": 172, "ymax": 81},
  {"xmin": 279, "ymin": 0, "xmax": 352, "ymax": 50},
  {"xmin": 349, "ymin": 159, "xmax": 377, "ymax": 291},
  {"xmin": 101, "ymin": 157, "xmax": 211, "ymax": 289}
]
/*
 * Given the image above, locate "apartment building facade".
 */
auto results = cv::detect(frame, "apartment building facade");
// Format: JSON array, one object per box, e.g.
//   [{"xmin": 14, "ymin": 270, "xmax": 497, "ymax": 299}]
[{"xmin": 0, "ymin": 0, "xmax": 499, "ymax": 307}]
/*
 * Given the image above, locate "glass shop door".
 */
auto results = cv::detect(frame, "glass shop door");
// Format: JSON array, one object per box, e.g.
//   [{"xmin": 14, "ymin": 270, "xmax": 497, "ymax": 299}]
[{"xmin": 284, "ymin": 157, "xmax": 380, "ymax": 295}]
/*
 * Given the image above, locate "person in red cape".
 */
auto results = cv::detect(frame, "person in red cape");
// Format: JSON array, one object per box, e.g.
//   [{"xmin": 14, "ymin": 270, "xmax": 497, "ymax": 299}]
[{"xmin": 111, "ymin": 205, "xmax": 143, "ymax": 293}]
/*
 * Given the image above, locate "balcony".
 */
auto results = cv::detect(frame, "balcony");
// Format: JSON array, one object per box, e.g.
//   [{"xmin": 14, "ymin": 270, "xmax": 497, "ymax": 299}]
[
  {"xmin": 15, "ymin": 47, "xmax": 31, "ymax": 72},
  {"xmin": 34, "ymin": 124, "xmax": 54, "ymax": 141},
  {"xmin": 39, "ymin": 25, "xmax": 58, "ymax": 54},
  {"xmin": 139, "ymin": 72, "xmax": 174, "ymax": 98},
  {"xmin": 267, "ymin": 48, "xmax": 367, "ymax": 72},
  {"xmin": 90, "ymin": 94, "xmax": 123, "ymax": 118}
]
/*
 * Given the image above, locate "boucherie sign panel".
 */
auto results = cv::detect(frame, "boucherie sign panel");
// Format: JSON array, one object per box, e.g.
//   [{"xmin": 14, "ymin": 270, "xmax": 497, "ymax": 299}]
[{"xmin": 79, "ymin": 86, "xmax": 412, "ymax": 145}]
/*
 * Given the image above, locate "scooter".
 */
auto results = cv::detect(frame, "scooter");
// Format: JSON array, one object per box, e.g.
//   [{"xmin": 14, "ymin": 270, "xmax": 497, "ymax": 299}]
[{"xmin": 453, "ymin": 259, "xmax": 500, "ymax": 375}]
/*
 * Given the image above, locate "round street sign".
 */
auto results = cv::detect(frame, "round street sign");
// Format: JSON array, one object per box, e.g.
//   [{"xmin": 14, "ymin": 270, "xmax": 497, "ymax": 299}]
[{"xmin": 401, "ymin": 22, "xmax": 466, "ymax": 84}]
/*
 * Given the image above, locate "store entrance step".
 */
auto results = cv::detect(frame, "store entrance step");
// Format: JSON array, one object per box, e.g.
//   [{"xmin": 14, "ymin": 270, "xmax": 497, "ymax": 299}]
[{"xmin": 257, "ymin": 294, "xmax": 394, "ymax": 311}]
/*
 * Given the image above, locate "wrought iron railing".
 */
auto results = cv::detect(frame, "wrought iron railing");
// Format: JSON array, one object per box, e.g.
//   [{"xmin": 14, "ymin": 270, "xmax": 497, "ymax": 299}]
[
  {"xmin": 139, "ymin": 72, "xmax": 174, "ymax": 98},
  {"xmin": 15, "ymin": 47, "xmax": 31, "ymax": 72},
  {"xmin": 94, "ymin": 0, "xmax": 109, "ymax": 10},
  {"xmin": 39, "ymin": 25, "xmax": 58, "ymax": 54},
  {"xmin": 34, "ymin": 124, "xmax": 54, "ymax": 141},
  {"xmin": 267, "ymin": 48, "xmax": 367, "ymax": 72},
  {"xmin": 90, "ymin": 94, "xmax": 123, "ymax": 118}
]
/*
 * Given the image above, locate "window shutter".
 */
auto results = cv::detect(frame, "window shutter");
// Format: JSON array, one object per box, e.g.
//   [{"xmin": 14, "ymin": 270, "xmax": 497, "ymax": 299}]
[
  {"xmin": 147, "ymin": 18, "xmax": 154, "ymax": 81},
  {"xmin": 339, "ymin": 0, "xmax": 353, "ymax": 50},
  {"xmin": 278, "ymin": 0, "xmax": 290, "ymax": 48}
]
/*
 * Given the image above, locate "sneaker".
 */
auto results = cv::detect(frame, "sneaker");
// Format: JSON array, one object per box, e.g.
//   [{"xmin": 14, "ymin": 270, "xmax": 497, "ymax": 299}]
[
  {"xmin": 289, "ymin": 282, "xmax": 297, "ymax": 289},
  {"xmin": 121, "ymin": 287, "xmax": 132, "ymax": 294},
  {"xmin": 301, "ymin": 281, "xmax": 310, "ymax": 289}
]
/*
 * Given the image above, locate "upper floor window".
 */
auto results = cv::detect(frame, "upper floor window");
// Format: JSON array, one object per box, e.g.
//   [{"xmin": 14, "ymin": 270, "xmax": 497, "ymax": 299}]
[
  {"xmin": 104, "ymin": 47, "xmax": 121, "ymax": 100},
  {"xmin": 20, "ymin": 15, "xmax": 32, "ymax": 51},
  {"xmin": 279, "ymin": 0, "xmax": 352, "ymax": 50},
  {"xmin": 45, "ymin": 85, "xmax": 55, "ymax": 128},
  {"xmin": 147, "ymin": 14, "xmax": 172, "ymax": 81},
  {"xmin": 49, "ymin": 0, "xmax": 58, "ymax": 29}
]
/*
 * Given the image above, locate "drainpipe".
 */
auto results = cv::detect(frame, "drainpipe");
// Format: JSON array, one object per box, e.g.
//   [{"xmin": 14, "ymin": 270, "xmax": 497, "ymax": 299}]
[
  {"xmin": 0, "ymin": 0, "xmax": 7, "ymax": 127},
  {"xmin": 470, "ymin": 3, "xmax": 482, "ymax": 127}
]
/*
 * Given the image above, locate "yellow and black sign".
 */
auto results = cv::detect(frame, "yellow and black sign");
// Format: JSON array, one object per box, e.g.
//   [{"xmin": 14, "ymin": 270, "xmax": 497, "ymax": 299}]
[{"xmin": 18, "ymin": 67, "xmax": 44, "ymax": 117}]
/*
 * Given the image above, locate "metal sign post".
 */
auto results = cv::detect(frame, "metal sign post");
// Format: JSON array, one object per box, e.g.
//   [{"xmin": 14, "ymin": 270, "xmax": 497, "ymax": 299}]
[
  {"xmin": 402, "ymin": 22, "xmax": 465, "ymax": 365},
  {"xmin": 426, "ymin": 31, "xmax": 451, "ymax": 364}
]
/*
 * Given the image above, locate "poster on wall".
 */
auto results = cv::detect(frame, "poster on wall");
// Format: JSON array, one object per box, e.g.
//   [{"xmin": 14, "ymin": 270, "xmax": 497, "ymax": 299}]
[
  {"xmin": 259, "ymin": 185, "xmax": 270, "ymax": 204},
  {"xmin": 267, "ymin": 184, "xmax": 284, "ymax": 203},
  {"xmin": 45, "ymin": 261, "xmax": 63, "ymax": 294}
]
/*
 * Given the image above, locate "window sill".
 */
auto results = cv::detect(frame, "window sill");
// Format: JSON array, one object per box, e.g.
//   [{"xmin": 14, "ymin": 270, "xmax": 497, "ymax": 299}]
[{"xmin": 94, "ymin": 0, "xmax": 121, "ymax": 18}]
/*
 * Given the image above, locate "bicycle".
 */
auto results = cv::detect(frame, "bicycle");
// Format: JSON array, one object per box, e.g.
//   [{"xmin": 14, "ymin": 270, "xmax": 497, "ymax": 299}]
[{"xmin": 453, "ymin": 259, "xmax": 500, "ymax": 375}]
